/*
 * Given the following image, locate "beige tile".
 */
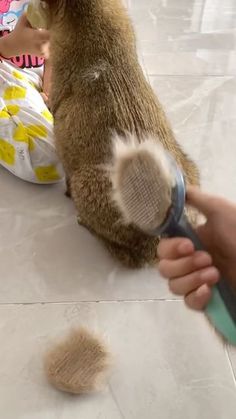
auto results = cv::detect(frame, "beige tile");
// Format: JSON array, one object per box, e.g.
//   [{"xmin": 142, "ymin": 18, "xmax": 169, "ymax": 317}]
[
  {"xmin": 0, "ymin": 167, "xmax": 170, "ymax": 303},
  {"xmin": 131, "ymin": 0, "xmax": 236, "ymax": 38},
  {"xmin": 1, "ymin": 74, "xmax": 236, "ymax": 303},
  {"xmin": 129, "ymin": 0, "xmax": 236, "ymax": 75},
  {"xmin": 228, "ymin": 346, "xmax": 236, "ymax": 379},
  {"xmin": 129, "ymin": 0, "xmax": 236, "ymax": 15},
  {"xmin": 142, "ymin": 49, "xmax": 236, "ymax": 76},
  {"xmin": 0, "ymin": 301, "xmax": 236, "ymax": 419},
  {"xmin": 150, "ymin": 75, "xmax": 236, "ymax": 200}
]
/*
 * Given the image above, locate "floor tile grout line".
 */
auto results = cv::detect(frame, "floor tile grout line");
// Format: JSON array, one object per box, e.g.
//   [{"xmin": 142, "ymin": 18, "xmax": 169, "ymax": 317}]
[
  {"xmin": 146, "ymin": 73, "xmax": 236, "ymax": 78},
  {"xmin": 0, "ymin": 298, "xmax": 182, "ymax": 306},
  {"xmin": 147, "ymin": 74, "xmax": 236, "ymax": 78},
  {"xmin": 225, "ymin": 346, "xmax": 236, "ymax": 388}
]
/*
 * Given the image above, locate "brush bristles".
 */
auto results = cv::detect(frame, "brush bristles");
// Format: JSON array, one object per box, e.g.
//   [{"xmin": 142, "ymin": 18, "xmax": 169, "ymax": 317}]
[{"xmin": 110, "ymin": 134, "xmax": 175, "ymax": 232}]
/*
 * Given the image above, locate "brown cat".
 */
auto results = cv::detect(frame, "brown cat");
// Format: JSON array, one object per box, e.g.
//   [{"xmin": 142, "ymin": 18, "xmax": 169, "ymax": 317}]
[{"xmin": 44, "ymin": 0, "xmax": 199, "ymax": 268}]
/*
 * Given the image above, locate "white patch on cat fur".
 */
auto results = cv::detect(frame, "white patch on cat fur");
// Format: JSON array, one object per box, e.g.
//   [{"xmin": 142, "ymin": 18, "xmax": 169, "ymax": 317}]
[{"xmin": 82, "ymin": 62, "xmax": 108, "ymax": 82}]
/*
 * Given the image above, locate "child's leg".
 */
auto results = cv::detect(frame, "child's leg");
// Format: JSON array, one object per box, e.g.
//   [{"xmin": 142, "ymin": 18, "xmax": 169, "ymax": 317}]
[{"xmin": 0, "ymin": 62, "xmax": 64, "ymax": 184}]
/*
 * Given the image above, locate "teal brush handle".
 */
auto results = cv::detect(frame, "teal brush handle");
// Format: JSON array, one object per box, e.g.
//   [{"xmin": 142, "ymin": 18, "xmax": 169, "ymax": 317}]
[{"xmin": 166, "ymin": 213, "xmax": 236, "ymax": 345}]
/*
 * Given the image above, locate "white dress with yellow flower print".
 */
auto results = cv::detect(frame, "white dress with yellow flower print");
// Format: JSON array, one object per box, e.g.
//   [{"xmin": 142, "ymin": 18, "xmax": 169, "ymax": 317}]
[{"xmin": 0, "ymin": 60, "xmax": 64, "ymax": 183}]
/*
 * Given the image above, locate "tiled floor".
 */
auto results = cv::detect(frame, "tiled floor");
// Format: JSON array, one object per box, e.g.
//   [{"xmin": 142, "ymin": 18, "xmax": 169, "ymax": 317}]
[{"xmin": 0, "ymin": 1, "xmax": 236, "ymax": 418}]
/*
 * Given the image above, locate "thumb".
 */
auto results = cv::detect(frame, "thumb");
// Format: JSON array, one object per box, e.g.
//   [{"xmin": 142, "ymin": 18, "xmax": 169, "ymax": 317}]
[{"xmin": 186, "ymin": 186, "xmax": 219, "ymax": 217}]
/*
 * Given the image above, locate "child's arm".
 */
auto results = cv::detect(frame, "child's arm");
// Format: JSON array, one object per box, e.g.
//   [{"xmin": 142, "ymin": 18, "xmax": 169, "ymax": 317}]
[
  {"xmin": 41, "ymin": 58, "xmax": 52, "ymax": 108},
  {"xmin": 43, "ymin": 58, "xmax": 52, "ymax": 98}
]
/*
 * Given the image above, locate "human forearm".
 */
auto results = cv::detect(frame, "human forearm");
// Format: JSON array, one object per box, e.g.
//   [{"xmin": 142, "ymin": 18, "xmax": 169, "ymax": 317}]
[
  {"xmin": 0, "ymin": 14, "xmax": 50, "ymax": 60},
  {"xmin": 43, "ymin": 59, "xmax": 52, "ymax": 96}
]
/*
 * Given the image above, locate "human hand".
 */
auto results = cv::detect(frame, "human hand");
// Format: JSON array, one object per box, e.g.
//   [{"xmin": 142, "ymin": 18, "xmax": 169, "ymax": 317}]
[
  {"xmin": 39, "ymin": 59, "xmax": 52, "ymax": 109},
  {"xmin": 40, "ymin": 92, "xmax": 49, "ymax": 107},
  {"xmin": 158, "ymin": 187, "xmax": 236, "ymax": 310},
  {"xmin": 1, "ymin": 13, "xmax": 50, "ymax": 58},
  {"xmin": 42, "ymin": 59, "xmax": 52, "ymax": 102},
  {"xmin": 158, "ymin": 237, "xmax": 219, "ymax": 310}
]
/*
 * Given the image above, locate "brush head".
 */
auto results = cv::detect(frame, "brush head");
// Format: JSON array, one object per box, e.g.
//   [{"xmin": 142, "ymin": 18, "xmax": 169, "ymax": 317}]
[{"xmin": 111, "ymin": 135, "xmax": 184, "ymax": 234}]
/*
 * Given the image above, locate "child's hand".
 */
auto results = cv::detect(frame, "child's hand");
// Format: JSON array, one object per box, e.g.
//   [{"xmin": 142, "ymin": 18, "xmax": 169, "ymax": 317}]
[
  {"xmin": 42, "ymin": 59, "xmax": 52, "ymax": 100},
  {"xmin": 0, "ymin": 13, "xmax": 50, "ymax": 58},
  {"xmin": 40, "ymin": 92, "xmax": 49, "ymax": 107},
  {"xmin": 39, "ymin": 59, "xmax": 52, "ymax": 109}
]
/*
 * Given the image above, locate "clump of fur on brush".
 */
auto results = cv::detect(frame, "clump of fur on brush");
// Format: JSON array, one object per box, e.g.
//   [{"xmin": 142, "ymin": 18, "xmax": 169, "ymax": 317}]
[
  {"xmin": 42, "ymin": 0, "xmax": 199, "ymax": 269},
  {"xmin": 110, "ymin": 134, "xmax": 175, "ymax": 230},
  {"xmin": 44, "ymin": 328, "xmax": 111, "ymax": 394}
]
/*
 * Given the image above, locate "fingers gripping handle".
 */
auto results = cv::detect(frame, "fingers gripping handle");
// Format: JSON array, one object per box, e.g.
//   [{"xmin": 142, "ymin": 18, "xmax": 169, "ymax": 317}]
[{"xmin": 165, "ymin": 214, "xmax": 236, "ymax": 338}]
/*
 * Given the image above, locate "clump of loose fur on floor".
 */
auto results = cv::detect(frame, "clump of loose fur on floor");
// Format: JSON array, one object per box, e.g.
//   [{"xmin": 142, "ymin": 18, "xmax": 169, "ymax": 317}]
[{"xmin": 44, "ymin": 328, "xmax": 111, "ymax": 394}]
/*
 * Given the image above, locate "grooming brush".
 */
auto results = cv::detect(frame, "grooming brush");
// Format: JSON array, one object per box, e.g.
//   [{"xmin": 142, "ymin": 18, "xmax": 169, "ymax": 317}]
[{"xmin": 111, "ymin": 136, "xmax": 236, "ymax": 345}]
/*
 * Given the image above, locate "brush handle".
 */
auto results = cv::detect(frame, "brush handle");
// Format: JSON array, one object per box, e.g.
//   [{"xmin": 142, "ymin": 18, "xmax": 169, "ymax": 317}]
[{"xmin": 166, "ymin": 214, "xmax": 236, "ymax": 327}]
